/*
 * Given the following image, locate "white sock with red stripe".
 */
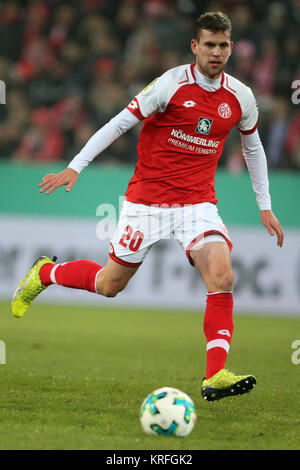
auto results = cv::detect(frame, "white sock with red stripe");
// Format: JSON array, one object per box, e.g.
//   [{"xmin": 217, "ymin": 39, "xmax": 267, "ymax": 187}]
[{"xmin": 204, "ymin": 292, "xmax": 234, "ymax": 379}]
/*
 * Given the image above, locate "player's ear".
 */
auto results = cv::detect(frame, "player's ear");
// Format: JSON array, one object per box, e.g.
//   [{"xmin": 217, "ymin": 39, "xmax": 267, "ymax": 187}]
[
  {"xmin": 229, "ymin": 41, "xmax": 234, "ymax": 57},
  {"xmin": 190, "ymin": 39, "xmax": 198, "ymax": 55}
]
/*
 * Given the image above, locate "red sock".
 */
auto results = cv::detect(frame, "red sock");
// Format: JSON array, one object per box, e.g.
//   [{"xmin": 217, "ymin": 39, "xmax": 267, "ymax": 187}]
[
  {"xmin": 40, "ymin": 260, "xmax": 103, "ymax": 293},
  {"xmin": 203, "ymin": 292, "xmax": 234, "ymax": 379}
]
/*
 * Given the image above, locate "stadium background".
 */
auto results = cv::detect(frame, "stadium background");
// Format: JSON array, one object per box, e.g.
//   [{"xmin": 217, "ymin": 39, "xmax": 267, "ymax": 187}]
[{"xmin": 0, "ymin": 0, "xmax": 299, "ymax": 315}]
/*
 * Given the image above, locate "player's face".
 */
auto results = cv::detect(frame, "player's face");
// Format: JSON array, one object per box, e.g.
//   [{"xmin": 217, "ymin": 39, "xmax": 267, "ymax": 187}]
[{"xmin": 191, "ymin": 29, "xmax": 233, "ymax": 79}]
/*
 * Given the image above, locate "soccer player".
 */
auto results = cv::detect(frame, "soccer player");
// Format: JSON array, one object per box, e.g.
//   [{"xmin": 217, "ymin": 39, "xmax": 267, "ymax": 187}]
[{"xmin": 12, "ymin": 12, "xmax": 284, "ymax": 402}]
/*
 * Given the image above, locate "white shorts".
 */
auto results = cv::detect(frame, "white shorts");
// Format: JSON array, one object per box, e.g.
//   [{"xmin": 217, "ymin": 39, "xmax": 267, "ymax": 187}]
[{"xmin": 109, "ymin": 201, "xmax": 232, "ymax": 267}]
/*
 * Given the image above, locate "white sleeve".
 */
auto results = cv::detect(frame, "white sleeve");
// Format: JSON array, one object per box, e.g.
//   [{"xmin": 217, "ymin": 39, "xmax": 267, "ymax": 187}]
[
  {"xmin": 126, "ymin": 66, "xmax": 192, "ymax": 120},
  {"xmin": 127, "ymin": 73, "xmax": 171, "ymax": 120},
  {"xmin": 240, "ymin": 129, "xmax": 272, "ymax": 210},
  {"xmin": 236, "ymin": 86, "xmax": 258, "ymax": 134},
  {"xmin": 68, "ymin": 108, "xmax": 140, "ymax": 174}
]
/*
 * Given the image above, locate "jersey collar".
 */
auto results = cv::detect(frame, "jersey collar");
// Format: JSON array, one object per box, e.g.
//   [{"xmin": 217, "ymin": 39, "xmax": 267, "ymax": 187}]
[{"xmin": 191, "ymin": 63, "xmax": 225, "ymax": 88}]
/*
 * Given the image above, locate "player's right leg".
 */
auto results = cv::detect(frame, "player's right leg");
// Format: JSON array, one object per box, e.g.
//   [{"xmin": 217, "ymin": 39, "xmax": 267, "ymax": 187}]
[
  {"xmin": 11, "ymin": 200, "xmax": 156, "ymax": 318},
  {"xmin": 11, "ymin": 256, "xmax": 140, "ymax": 318},
  {"xmin": 11, "ymin": 256, "xmax": 57, "ymax": 318},
  {"xmin": 95, "ymin": 257, "xmax": 139, "ymax": 297}
]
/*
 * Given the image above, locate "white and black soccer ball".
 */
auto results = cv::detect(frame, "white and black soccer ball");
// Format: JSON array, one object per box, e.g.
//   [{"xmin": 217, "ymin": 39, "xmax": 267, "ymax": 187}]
[{"xmin": 140, "ymin": 387, "xmax": 196, "ymax": 437}]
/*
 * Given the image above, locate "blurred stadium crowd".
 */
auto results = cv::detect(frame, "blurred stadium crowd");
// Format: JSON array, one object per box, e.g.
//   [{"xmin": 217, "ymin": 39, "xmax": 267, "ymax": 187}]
[{"xmin": 0, "ymin": 0, "xmax": 299, "ymax": 170}]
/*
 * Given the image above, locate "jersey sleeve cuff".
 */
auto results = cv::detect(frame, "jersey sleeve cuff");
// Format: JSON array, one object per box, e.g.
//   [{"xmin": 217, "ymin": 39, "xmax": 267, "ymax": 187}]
[
  {"xmin": 258, "ymin": 202, "xmax": 272, "ymax": 211},
  {"xmin": 238, "ymin": 122, "xmax": 258, "ymax": 135},
  {"xmin": 68, "ymin": 162, "xmax": 82, "ymax": 174}
]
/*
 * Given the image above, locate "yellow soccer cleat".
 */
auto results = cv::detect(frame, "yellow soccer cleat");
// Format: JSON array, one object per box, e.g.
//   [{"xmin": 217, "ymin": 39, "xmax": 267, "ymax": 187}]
[
  {"xmin": 11, "ymin": 256, "xmax": 57, "ymax": 318},
  {"xmin": 201, "ymin": 368, "xmax": 256, "ymax": 402}
]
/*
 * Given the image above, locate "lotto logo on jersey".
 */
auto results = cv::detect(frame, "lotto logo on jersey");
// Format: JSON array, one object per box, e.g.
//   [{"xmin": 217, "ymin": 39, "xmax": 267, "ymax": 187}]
[
  {"xmin": 195, "ymin": 117, "xmax": 213, "ymax": 135},
  {"xmin": 183, "ymin": 100, "xmax": 196, "ymax": 107}
]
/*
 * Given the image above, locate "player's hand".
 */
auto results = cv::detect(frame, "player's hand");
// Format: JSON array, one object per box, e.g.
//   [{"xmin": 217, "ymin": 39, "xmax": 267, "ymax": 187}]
[
  {"xmin": 38, "ymin": 168, "xmax": 79, "ymax": 195},
  {"xmin": 260, "ymin": 210, "xmax": 284, "ymax": 247}
]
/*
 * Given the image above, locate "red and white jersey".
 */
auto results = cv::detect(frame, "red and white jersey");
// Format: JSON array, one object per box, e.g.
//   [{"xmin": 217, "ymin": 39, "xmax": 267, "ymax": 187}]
[{"xmin": 125, "ymin": 63, "xmax": 258, "ymax": 206}]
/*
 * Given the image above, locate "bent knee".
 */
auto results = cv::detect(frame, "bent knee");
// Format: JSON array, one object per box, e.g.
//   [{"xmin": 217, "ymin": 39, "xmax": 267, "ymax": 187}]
[
  {"xmin": 101, "ymin": 288, "xmax": 119, "ymax": 298},
  {"xmin": 219, "ymin": 269, "xmax": 234, "ymax": 290},
  {"xmin": 97, "ymin": 279, "xmax": 127, "ymax": 298},
  {"xmin": 210, "ymin": 267, "xmax": 234, "ymax": 291},
  {"xmin": 222, "ymin": 269, "xmax": 235, "ymax": 290}
]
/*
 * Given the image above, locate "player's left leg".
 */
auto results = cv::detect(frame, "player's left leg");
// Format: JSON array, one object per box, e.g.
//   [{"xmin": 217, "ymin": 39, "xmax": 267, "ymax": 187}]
[
  {"xmin": 190, "ymin": 240, "xmax": 235, "ymax": 378},
  {"xmin": 190, "ymin": 241, "xmax": 256, "ymax": 401},
  {"xmin": 190, "ymin": 239, "xmax": 234, "ymax": 293}
]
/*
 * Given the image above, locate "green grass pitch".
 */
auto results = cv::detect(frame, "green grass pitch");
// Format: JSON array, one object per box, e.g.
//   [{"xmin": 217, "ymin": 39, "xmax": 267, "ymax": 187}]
[{"xmin": 0, "ymin": 300, "xmax": 299, "ymax": 450}]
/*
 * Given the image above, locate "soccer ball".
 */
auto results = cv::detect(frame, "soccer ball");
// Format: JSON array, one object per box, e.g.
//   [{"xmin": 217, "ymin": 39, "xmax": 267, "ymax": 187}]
[{"xmin": 140, "ymin": 387, "xmax": 196, "ymax": 437}]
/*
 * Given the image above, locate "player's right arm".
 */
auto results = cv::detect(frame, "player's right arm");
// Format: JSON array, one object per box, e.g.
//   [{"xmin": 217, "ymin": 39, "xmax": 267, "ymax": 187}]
[
  {"xmin": 38, "ymin": 167, "xmax": 79, "ymax": 195},
  {"xmin": 38, "ymin": 108, "xmax": 140, "ymax": 195},
  {"xmin": 38, "ymin": 68, "xmax": 179, "ymax": 195}
]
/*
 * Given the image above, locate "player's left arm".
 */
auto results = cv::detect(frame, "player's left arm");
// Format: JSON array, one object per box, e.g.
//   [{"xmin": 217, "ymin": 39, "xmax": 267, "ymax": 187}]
[
  {"xmin": 240, "ymin": 129, "xmax": 284, "ymax": 248},
  {"xmin": 237, "ymin": 86, "xmax": 284, "ymax": 247},
  {"xmin": 260, "ymin": 209, "xmax": 284, "ymax": 247}
]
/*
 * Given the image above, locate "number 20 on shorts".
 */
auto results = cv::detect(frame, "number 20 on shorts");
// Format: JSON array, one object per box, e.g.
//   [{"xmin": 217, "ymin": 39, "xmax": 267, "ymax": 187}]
[{"xmin": 119, "ymin": 225, "xmax": 144, "ymax": 252}]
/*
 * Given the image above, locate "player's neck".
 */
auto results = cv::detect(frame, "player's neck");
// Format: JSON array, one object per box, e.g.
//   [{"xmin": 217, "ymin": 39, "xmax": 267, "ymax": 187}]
[
  {"xmin": 194, "ymin": 65, "xmax": 222, "ymax": 92},
  {"xmin": 195, "ymin": 63, "xmax": 222, "ymax": 80}
]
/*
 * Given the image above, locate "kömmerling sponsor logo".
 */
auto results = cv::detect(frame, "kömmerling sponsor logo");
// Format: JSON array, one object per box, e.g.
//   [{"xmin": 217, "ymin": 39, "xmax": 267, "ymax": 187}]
[{"xmin": 170, "ymin": 128, "xmax": 218, "ymax": 147}]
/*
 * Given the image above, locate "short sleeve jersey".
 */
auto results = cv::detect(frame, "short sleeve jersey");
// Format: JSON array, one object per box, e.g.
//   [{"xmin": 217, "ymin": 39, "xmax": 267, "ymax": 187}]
[{"xmin": 125, "ymin": 63, "xmax": 258, "ymax": 206}]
